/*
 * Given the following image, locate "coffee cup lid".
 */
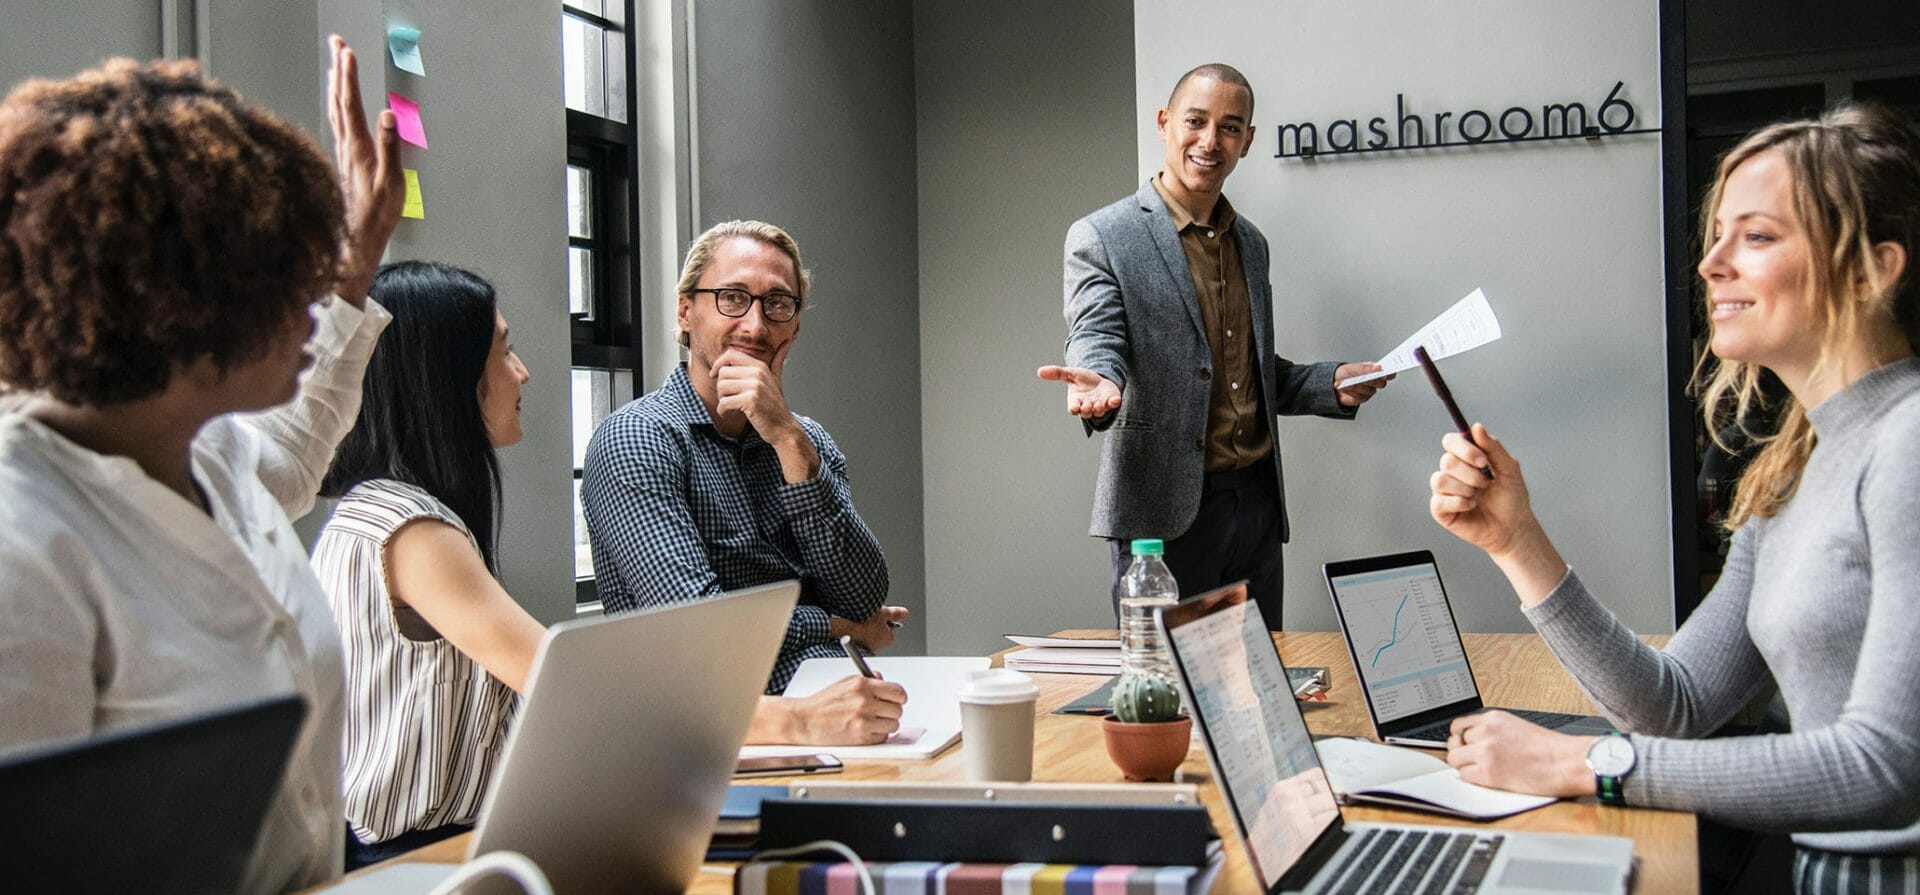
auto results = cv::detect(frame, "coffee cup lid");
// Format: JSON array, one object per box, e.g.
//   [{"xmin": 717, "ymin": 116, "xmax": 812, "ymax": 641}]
[{"xmin": 959, "ymin": 668, "xmax": 1039, "ymax": 705}]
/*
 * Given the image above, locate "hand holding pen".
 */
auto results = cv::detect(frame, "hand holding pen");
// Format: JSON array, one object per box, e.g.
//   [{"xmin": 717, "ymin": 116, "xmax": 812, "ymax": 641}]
[
  {"xmin": 1414, "ymin": 346, "xmax": 1492, "ymax": 480},
  {"xmin": 841, "ymin": 634, "xmax": 881, "ymax": 680}
]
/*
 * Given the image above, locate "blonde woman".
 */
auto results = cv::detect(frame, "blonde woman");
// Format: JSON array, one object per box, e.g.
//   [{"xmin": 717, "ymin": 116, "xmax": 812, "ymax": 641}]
[{"xmin": 1428, "ymin": 102, "xmax": 1920, "ymax": 892}]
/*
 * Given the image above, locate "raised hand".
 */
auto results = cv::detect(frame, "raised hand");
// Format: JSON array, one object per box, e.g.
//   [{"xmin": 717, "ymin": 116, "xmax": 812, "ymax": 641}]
[
  {"xmin": 326, "ymin": 35, "xmax": 404, "ymax": 308},
  {"xmin": 1333, "ymin": 362, "xmax": 1393, "ymax": 407},
  {"xmin": 1427, "ymin": 423, "xmax": 1536, "ymax": 556},
  {"xmin": 1428, "ymin": 424, "xmax": 1571, "ymax": 606},
  {"xmin": 1036, "ymin": 365, "xmax": 1122, "ymax": 420}
]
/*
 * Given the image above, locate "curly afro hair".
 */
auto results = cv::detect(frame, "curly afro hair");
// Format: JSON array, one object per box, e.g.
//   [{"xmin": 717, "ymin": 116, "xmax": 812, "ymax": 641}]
[{"xmin": 0, "ymin": 57, "xmax": 344, "ymax": 406}]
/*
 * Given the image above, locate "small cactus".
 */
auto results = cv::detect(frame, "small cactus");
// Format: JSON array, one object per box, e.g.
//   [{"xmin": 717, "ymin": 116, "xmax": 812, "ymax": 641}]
[{"xmin": 1111, "ymin": 672, "xmax": 1182, "ymax": 723}]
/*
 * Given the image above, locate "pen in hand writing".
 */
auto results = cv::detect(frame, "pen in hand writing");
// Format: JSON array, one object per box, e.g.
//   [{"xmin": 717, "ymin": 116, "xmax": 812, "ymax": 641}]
[
  {"xmin": 1413, "ymin": 346, "xmax": 1493, "ymax": 480},
  {"xmin": 840, "ymin": 634, "xmax": 881, "ymax": 679}
]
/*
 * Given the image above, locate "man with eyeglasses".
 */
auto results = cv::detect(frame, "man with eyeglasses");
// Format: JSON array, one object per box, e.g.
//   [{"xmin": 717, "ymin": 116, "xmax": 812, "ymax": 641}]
[
  {"xmin": 1037, "ymin": 64, "xmax": 1390, "ymax": 629},
  {"xmin": 582, "ymin": 220, "xmax": 909, "ymax": 746}
]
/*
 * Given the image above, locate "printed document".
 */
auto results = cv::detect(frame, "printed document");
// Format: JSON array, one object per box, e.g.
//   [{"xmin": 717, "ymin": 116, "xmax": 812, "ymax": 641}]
[{"xmin": 1337, "ymin": 288, "xmax": 1501, "ymax": 387}]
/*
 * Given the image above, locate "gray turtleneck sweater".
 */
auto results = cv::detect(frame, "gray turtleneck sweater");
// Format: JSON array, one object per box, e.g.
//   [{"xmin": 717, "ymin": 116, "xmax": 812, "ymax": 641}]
[{"xmin": 1524, "ymin": 357, "xmax": 1920, "ymax": 855}]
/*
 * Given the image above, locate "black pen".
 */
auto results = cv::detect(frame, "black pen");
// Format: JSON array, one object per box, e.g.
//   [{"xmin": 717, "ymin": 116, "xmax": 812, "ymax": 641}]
[
  {"xmin": 840, "ymin": 634, "xmax": 879, "ymax": 679},
  {"xmin": 1414, "ymin": 346, "xmax": 1493, "ymax": 480}
]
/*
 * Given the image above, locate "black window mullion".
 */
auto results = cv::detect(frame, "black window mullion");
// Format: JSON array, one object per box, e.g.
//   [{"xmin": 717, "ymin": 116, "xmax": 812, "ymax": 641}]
[{"xmin": 565, "ymin": 0, "xmax": 640, "ymax": 601}]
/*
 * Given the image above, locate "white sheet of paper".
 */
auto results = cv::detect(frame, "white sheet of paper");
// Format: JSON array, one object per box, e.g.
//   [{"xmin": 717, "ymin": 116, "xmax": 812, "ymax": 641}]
[
  {"xmin": 738, "ymin": 656, "xmax": 990, "ymax": 760},
  {"xmin": 1006, "ymin": 634, "xmax": 1120, "ymax": 649},
  {"xmin": 1337, "ymin": 288, "xmax": 1502, "ymax": 387}
]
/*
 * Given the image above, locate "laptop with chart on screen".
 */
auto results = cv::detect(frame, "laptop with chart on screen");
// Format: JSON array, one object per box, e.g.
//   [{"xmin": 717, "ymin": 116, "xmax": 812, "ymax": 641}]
[
  {"xmin": 1159, "ymin": 581, "xmax": 1635, "ymax": 894},
  {"xmin": 1323, "ymin": 550, "xmax": 1613, "ymax": 748}
]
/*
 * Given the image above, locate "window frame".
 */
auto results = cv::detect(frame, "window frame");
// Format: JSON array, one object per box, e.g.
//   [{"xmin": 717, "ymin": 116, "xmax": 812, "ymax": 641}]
[{"xmin": 566, "ymin": 0, "xmax": 643, "ymax": 607}]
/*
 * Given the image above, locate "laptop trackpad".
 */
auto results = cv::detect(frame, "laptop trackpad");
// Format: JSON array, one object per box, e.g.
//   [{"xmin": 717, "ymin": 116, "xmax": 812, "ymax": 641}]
[{"xmin": 1497, "ymin": 858, "xmax": 1622, "ymax": 892}]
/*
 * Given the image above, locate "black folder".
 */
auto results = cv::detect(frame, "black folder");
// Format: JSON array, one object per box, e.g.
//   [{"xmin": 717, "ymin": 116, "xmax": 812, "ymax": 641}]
[{"xmin": 757, "ymin": 798, "xmax": 1212, "ymax": 865}]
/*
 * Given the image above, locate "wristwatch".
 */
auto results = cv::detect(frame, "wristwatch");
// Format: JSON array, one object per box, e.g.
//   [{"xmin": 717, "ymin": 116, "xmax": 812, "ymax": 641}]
[{"xmin": 1585, "ymin": 733, "xmax": 1636, "ymax": 806}]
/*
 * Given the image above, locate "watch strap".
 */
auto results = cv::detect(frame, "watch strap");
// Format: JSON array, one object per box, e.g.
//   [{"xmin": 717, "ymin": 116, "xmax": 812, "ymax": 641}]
[
  {"xmin": 1593, "ymin": 732, "xmax": 1630, "ymax": 806},
  {"xmin": 1596, "ymin": 773, "xmax": 1627, "ymax": 806}
]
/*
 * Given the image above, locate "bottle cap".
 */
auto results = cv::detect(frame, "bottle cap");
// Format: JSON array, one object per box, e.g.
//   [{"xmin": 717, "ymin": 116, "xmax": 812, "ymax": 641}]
[{"xmin": 1129, "ymin": 538, "xmax": 1164, "ymax": 556}]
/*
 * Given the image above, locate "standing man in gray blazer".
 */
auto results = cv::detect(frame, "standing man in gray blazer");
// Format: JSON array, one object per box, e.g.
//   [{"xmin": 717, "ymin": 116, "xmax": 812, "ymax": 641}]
[{"xmin": 1038, "ymin": 63, "xmax": 1390, "ymax": 628}]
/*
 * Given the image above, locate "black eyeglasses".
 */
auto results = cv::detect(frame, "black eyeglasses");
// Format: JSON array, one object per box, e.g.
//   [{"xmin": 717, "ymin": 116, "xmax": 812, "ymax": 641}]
[{"xmin": 686, "ymin": 288, "xmax": 803, "ymax": 323}]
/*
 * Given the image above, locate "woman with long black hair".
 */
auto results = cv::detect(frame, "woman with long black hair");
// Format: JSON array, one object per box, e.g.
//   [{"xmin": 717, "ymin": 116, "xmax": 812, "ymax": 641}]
[{"xmin": 314, "ymin": 261, "xmax": 539, "ymax": 867}]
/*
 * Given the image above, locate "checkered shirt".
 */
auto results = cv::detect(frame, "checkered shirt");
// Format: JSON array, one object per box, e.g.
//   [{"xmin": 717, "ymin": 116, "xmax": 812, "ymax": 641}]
[{"xmin": 581, "ymin": 364, "xmax": 889, "ymax": 693}]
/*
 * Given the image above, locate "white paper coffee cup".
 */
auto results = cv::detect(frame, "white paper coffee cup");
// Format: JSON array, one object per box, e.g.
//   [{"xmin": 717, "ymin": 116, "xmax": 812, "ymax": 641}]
[{"xmin": 958, "ymin": 669, "xmax": 1040, "ymax": 782}]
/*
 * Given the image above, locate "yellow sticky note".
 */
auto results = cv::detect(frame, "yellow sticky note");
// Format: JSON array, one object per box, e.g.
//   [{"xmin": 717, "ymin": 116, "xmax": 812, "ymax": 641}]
[{"xmin": 401, "ymin": 168, "xmax": 425, "ymax": 219}]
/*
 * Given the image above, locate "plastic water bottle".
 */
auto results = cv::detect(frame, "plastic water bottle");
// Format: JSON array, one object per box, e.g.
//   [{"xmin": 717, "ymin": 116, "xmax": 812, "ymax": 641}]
[{"xmin": 1118, "ymin": 538, "xmax": 1179, "ymax": 682}]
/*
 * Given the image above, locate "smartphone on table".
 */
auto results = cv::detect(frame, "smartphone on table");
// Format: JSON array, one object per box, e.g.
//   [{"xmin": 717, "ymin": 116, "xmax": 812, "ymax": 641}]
[{"xmin": 733, "ymin": 753, "xmax": 844, "ymax": 778}]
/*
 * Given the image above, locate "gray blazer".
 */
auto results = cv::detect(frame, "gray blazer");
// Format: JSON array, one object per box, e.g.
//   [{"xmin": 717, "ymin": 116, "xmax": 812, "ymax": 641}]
[{"xmin": 1063, "ymin": 178, "xmax": 1349, "ymax": 542}]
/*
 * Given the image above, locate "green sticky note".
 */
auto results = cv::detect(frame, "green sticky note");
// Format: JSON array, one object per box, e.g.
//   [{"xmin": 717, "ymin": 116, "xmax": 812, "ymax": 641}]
[
  {"xmin": 388, "ymin": 26, "xmax": 425, "ymax": 76},
  {"xmin": 402, "ymin": 169, "xmax": 425, "ymax": 219}
]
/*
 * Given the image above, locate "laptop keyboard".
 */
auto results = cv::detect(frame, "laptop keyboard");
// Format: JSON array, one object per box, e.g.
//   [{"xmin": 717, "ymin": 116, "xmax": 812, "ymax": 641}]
[
  {"xmin": 1399, "ymin": 709, "xmax": 1593, "ymax": 744},
  {"xmin": 1316, "ymin": 828, "xmax": 1505, "ymax": 894}
]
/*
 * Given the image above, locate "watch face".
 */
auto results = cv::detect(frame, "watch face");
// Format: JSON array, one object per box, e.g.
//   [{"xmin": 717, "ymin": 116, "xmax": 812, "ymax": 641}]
[{"xmin": 1587, "ymin": 735, "xmax": 1635, "ymax": 777}]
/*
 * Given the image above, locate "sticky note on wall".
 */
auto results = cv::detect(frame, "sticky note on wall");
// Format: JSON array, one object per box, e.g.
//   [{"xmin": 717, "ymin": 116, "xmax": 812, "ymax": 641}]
[
  {"xmin": 402, "ymin": 169, "xmax": 425, "ymax": 219},
  {"xmin": 388, "ymin": 92, "xmax": 427, "ymax": 148},
  {"xmin": 388, "ymin": 26, "xmax": 425, "ymax": 76}
]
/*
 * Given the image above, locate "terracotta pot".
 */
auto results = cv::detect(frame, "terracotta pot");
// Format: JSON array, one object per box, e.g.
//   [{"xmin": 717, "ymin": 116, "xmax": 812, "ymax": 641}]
[{"xmin": 1101, "ymin": 715, "xmax": 1193, "ymax": 782}]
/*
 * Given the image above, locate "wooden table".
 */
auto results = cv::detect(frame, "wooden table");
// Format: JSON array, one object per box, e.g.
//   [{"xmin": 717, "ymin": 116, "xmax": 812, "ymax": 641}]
[{"xmin": 322, "ymin": 631, "xmax": 1695, "ymax": 894}]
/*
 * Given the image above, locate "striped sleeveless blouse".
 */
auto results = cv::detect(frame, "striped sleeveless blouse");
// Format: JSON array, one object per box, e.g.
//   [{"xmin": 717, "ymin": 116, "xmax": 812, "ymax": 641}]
[{"xmin": 312, "ymin": 479, "xmax": 518, "ymax": 845}]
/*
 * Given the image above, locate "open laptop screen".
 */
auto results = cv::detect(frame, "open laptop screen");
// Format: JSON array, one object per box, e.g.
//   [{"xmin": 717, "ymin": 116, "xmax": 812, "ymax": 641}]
[
  {"xmin": 1325, "ymin": 552, "xmax": 1477, "ymax": 725},
  {"xmin": 1161, "ymin": 583, "xmax": 1340, "ymax": 890}
]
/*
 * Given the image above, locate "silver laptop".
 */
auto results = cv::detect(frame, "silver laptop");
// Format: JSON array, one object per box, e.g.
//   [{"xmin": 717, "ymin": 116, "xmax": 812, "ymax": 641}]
[
  {"xmin": 1160, "ymin": 582, "xmax": 1635, "ymax": 894},
  {"xmin": 326, "ymin": 581, "xmax": 798, "ymax": 895},
  {"xmin": 1323, "ymin": 551, "xmax": 1614, "ymax": 748}
]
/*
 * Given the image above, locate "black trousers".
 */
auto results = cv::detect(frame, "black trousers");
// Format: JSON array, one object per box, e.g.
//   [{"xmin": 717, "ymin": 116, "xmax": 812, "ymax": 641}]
[
  {"xmin": 344, "ymin": 821, "xmax": 473, "ymax": 872},
  {"xmin": 1110, "ymin": 463, "xmax": 1286, "ymax": 631}
]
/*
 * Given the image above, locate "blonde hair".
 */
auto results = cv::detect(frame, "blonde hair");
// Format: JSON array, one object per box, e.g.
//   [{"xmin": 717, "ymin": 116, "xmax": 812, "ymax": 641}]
[
  {"xmin": 674, "ymin": 220, "xmax": 811, "ymax": 347},
  {"xmin": 1696, "ymin": 102, "xmax": 1920, "ymax": 528}
]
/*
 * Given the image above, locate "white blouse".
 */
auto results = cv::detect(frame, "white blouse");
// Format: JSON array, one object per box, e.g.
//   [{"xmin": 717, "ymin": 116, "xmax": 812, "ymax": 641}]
[
  {"xmin": 313, "ymin": 478, "xmax": 517, "ymax": 846},
  {"xmin": 0, "ymin": 296, "xmax": 388, "ymax": 894}
]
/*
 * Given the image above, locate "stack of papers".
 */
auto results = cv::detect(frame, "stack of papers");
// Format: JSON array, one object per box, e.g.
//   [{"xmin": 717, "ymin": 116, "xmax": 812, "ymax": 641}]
[{"xmin": 1003, "ymin": 635, "xmax": 1120, "ymax": 675}]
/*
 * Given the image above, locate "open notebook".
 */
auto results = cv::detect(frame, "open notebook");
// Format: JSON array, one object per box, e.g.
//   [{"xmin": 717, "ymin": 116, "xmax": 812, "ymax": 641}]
[
  {"xmin": 1313, "ymin": 736, "xmax": 1554, "ymax": 820},
  {"xmin": 740, "ymin": 656, "xmax": 991, "ymax": 760}
]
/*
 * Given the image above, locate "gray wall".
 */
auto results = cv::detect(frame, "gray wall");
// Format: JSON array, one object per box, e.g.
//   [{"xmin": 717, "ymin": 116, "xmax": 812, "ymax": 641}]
[
  {"xmin": 913, "ymin": 2, "xmax": 1138, "ymax": 655},
  {"xmin": 1135, "ymin": 0, "xmax": 1673, "ymax": 635},
  {"xmin": 692, "ymin": 0, "xmax": 928, "ymax": 655},
  {"xmin": 0, "ymin": 1, "xmax": 161, "ymax": 87},
  {"xmin": 318, "ymin": 0, "xmax": 576, "ymax": 624}
]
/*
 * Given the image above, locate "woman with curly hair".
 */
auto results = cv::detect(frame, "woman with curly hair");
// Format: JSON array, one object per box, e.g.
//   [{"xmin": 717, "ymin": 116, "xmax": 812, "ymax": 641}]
[
  {"xmin": 1427, "ymin": 101, "xmax": 1920, "ymax": 892},
  {"xmin": 0, "ymin": 38, "xmax": 403, "ymax": 893}
]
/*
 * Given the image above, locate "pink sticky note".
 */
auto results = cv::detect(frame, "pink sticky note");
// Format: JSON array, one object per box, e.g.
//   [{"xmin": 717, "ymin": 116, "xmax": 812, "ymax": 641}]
[{"xmin": 387, "ymin": 92, "xmax": 427, "ymax": 148}]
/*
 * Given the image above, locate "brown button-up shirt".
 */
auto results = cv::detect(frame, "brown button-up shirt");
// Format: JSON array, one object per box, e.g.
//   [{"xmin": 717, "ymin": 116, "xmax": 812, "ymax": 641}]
[{"xmin": 1152, "ymin": 175, "xmax": 1271, "ymax": 473}]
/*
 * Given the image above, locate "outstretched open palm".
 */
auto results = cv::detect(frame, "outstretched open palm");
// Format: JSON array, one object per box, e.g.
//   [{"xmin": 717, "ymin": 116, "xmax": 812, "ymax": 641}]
[{"xmin": 1036, "ymin": 365, "xmax": 1122, "ymax": 419}]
